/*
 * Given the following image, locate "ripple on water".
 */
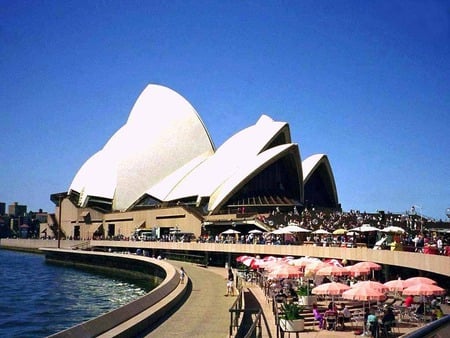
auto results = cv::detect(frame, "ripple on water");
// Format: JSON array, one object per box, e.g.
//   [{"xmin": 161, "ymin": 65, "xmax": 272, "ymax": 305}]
[{"xmin": 0, "ymin": 250, "xmax": 151, "ymax": 338}]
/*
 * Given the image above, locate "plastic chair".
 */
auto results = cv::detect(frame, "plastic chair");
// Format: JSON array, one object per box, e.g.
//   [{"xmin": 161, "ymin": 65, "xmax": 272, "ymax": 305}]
[{"xmin": 325, "ymin": 314, "xmax": 337, "ymax": 330}]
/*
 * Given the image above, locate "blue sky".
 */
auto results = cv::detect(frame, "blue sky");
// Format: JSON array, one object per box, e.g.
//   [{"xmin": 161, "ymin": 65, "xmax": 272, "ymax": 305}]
[{"xmin": 1, "ymin": 1, "xmax": 449, "ymax": 220}]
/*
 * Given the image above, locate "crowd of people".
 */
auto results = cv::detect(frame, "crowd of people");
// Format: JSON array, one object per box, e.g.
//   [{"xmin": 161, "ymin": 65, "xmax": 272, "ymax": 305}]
[{"xmin": 204, "ymin": 208, "xmax": 449, "ymax": 255}]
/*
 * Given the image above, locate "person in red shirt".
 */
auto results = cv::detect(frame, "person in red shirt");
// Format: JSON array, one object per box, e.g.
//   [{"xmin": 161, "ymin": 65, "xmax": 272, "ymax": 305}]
[{"xmin": 404, "ymin": 295, "xmax": 414, "ymax": 307}]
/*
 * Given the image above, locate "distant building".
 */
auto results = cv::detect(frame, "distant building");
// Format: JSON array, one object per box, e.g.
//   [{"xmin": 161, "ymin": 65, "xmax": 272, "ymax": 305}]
[
  {"xmin": 0, "ymin": 202, "xmax": 5, "ymax": 215},
  {"xmin": 8, "ymin": 202, "xmax": 27, "ymax": 217}
]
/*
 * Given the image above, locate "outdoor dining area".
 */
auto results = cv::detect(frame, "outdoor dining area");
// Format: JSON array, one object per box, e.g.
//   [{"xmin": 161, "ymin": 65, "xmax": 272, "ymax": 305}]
[{"xmin": 235, "ymin": 254, "xmax": 447, "ymax": 337}]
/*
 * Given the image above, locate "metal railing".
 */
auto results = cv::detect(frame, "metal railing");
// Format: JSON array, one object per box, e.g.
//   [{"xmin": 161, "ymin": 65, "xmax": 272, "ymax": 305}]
[
  {"xmin": 229, "ymin": 284, "xmax": 263, "ymax": 338},
  {"xmin": 402, "ymin": 315, "xmax": 450, "ymax": 338},
  {"xmin": 229, "ymin": 286, "xmax": 245, "ymax": 336}
]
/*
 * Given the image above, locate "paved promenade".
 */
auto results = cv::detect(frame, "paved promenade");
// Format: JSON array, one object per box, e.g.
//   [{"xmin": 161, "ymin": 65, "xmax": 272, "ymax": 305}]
[
  {"xmin": 144, "ymin": 261, "xmax": 236, "ymax": 337},
  {"xmin": 143, "ymin": 260, "xmax": 433, "ymax": 338}
]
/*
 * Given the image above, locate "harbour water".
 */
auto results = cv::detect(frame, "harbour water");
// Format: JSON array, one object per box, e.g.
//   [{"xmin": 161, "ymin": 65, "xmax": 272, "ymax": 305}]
[{"xmin": 0, "ymin": 249, "xmax": 153, "ymax": 338}]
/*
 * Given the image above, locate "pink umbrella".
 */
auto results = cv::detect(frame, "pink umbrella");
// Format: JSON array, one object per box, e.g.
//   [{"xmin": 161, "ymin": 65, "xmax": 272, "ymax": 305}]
[
  {"xmin": 404, "ymin": 277, "xmax": 437, "ymax": 287},
  {"xmin": 352, "ymin": 280, "xmax": 389, "ymax": 293},
  {"xmin": 342, "ymin": 285, "xmax": 386, "ymax": 333},
  {"xmin": 343, "ymin": 283, "xmax": 387, "ymax": 301},
  {"xmin": 312, "ymin": 281, "xmax": 350, "ymax": 304},
  {"xmin": 259, "ymin": 259, "xmax": 281, "ymax": 270},
  {"xmin": 344, "ymin": 264, "xmax": 371, "ymax": 277},
  {"xmin": 290, "ymin": 256, "xmax": 321, "ymax": 267},
  {"xmin": 402, "ymin": 282, "xmax": 445, "ymax": 321},
  {"xmin": 268, "ymin": 264, "xmax": 303, "ymax": 279},
  {"xmin": 305, "ymin": 261, "xmax": 330, "ymax": 273},
  {"xmin": 311, "ymin": 282, "xmax": 350, "ymax": 296},
  {"xmin": 354, "ymin": 261, "xmax": 382, "ymax": 271},
  {"xmin": 384, "ymin": 279, "xmax": 409, "ymax": 292},
  {"xmin": 402, "ymin": 283, "xmax": 445, "ymax": 296},
  {"xmin": 316, "ymin": 265, "xmax": 349, "ymax": 277},
  {"xmin": 354, "ymin": 261, "xmax": 382, "ymax": 279}
]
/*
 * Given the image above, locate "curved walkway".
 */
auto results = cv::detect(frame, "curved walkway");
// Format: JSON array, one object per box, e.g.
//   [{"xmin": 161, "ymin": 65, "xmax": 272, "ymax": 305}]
[
  {"xmin": 144, "ymin": 261, "xmax": 237, "ymax": 338},
  {"xmin": 145, "ymin": 262, "xmax": 433, "ymax": 338}
]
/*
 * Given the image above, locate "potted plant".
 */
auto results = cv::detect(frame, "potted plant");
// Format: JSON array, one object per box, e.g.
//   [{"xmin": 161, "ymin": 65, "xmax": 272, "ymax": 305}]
[
  {"xmin": 297, "ymin": 283, "xmax": 317, "ymax": 306},
  {"xmin": 279, "ymin": 301, "xmax": 305, "ymax": 332}
]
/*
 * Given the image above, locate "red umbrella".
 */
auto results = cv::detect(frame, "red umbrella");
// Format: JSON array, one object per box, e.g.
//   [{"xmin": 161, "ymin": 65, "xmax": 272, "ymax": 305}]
[
  {"xmin": 404, "ymin": 277, "xmax": 437, "ymax": 287},
  {"xmin": 240, "ymin": 256, "xmax": 263, "ymax": 269},
  {"xmin": 402, "ymin": 283, "xmax": 445, "ymax": 296},
  {"xmin": 311, "ymin": 282, "xmax": 350, "ymax": 296},
  {"xmin": 236, "ymin": 255, "xmax": 250, "ymax": 262}
]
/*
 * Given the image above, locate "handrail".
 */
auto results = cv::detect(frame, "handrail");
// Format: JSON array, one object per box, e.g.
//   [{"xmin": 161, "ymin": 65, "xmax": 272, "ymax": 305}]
[
  {"xmin": 243, "ymin": 309, "xmax": 262, "ymax": 338},
  {"xmin": 401, "ymin": 315, "xmax": 450, "ymax": 338},
  {"xmin": 229, "ymin": 286, "xmax": 245, "ymax": 336}
]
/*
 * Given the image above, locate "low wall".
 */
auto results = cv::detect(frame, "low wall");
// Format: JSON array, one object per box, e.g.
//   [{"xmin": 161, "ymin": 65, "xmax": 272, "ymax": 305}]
[
  {"xmin": 2, "ymin": 238, "xmax": 449, "ymax": 277},
  {"xmin": 89, "ymin": 240, "xmax": 450, "ymax": 278},
  {"xmin": 0, "ymin": 238, "xmax": 85, "ymax": 251},
  {"xmin": 39, "ymin": 249, "xmax": 187, "ymax": 338}
]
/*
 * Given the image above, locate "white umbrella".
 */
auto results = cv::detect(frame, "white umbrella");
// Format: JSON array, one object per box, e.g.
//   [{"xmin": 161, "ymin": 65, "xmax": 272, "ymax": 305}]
[
  {"xmin": 283, "ymin": 225, "xmax": 311, "ymax": 233},
  {"xmin": 350, "ymin": 224, "xmax": 380, "ymax": 232},
  {"xmin": 380, "ymin": 226, "xmax": 405, "ymax": 234},
  {"xmin": 312, "ymin": 229, "xmax": 330, "ymax": 235},
  {"xmin": 248, "ymin": 229, "xmax": 263, "ymax": 234},
  {"xmin": 271, "ymin": 228, "xmax": 292, "ymax": 235},
  {"xmin": 221, "ymin": 229, "xmax": 241, "ymax": 235}
]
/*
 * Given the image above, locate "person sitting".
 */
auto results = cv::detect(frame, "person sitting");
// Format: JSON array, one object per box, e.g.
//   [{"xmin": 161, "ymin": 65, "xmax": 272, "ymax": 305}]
[
  {"xmin": 328, "ymin": 301, "xmax": 337, "ymax": 311},
  {"xmin": 324, "ymin": 306, "xmax": 338, "ymax": 330},
  {"xmin": 430, "ymin": 296, "xmax": 438, "ymax": 309},
  {"xmin": 312, "ymin": 303, "xmax": 324, "ymax": 329},
  {"xmin": 404, "ymin": 295, "xmax": 414, "ymax": 307},
  {"xmin": 415, "ymin": 302, "xmax": 425, "ymax": 316},
  {"xmin": 432, "ymin": 306, "xmax": 443, "ymax": 320},
  {"xmin": 338, "ymin": 302, "xmax": 352, "ymax": 329},
  {"xmin": 367, "ymin": 309, "xmax": 378, "ymax": 337},
  {"xmin": 380, "ymin": 307, "xmax": 396, "ymax": 336}
]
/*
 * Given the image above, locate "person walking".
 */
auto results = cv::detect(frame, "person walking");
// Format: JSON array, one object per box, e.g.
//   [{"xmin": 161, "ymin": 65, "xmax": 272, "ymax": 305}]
[
  {"xmin": 179, "ymin": 267, "xmax": 186, "ymax": 284},
  {"xmin": 226, "ymin": 268, "xmax": 234, "ymax": 296}
]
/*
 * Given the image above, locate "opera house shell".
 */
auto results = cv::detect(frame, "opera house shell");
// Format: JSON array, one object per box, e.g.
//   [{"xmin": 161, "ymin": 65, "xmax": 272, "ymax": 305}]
[{"xmin": 67, "ymin": 84, "xmax": 339, "ymax": 218}]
